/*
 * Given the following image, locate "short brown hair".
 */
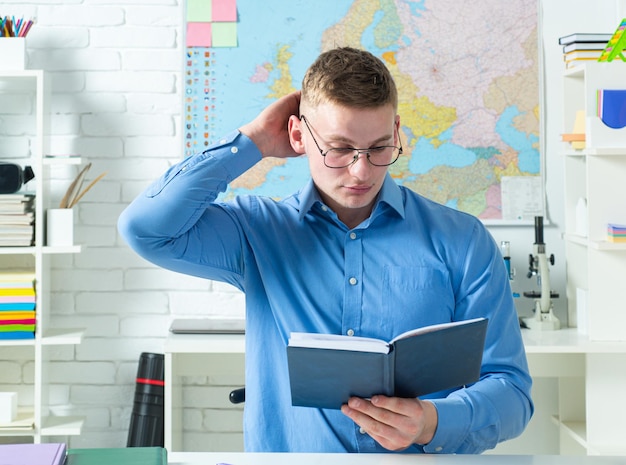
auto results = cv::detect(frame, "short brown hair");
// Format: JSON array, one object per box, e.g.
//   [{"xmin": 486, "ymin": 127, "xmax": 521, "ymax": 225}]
[{"xmin": 301, "ymin": 47, "xmax": 398, "ymax": 110}]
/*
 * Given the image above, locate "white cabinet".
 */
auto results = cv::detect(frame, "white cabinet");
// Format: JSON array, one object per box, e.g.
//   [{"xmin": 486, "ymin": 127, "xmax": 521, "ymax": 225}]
[
  {"xmin": 559, "ymin": 61, "xmax": 626, "ymax": 455},
  {"xmin": 0, "ymin": 70, "xmax": 84, "ymax": 443}
]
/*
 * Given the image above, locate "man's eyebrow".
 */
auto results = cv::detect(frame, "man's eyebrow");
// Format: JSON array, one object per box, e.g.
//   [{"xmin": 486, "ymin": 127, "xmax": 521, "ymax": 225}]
[{"xmin": 324, "ymin": 132, "xmax": 393, "ymax": 146}]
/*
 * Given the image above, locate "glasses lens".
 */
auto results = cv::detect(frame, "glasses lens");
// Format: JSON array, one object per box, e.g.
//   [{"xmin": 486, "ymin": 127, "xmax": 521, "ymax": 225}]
[{"xmin": 324, "ymin": 146, "xmax": 401, "ymax": 168}]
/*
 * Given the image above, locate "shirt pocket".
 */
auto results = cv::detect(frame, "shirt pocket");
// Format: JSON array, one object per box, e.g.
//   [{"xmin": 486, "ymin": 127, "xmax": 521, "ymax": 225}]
[{"xmin": 380, "ymin": 265, "xmax": 455, "ymax": 335}]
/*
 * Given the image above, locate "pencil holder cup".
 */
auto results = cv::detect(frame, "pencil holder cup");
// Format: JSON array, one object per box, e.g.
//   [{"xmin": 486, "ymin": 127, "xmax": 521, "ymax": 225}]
[
  {"xmin": 46, "ymin": 208, "xmax": 74, "ymax": 247},
  {"xmin": 0, "ymin": 38, "xmax": 26, "ymax": 70},
  {"xmin": 0, "ymin": 392, "xmax": 17, "ymax": 424}
]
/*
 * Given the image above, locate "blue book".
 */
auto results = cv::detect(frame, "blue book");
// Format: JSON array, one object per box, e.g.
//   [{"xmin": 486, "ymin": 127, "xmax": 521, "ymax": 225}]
[
  {"xmin": 598, "ymin": 89, "xmax": 626, "ymax": 129},
  {"xmin": 0, "ymin": 331, "xmax": 35, "ymax": 339},
  {"xmin": 287, "ymin": 317, "xmax": 488, "ymax": 409},
  {"xmin": 0, "ymin": 302, "xmax": 36, "ymax": 310}
]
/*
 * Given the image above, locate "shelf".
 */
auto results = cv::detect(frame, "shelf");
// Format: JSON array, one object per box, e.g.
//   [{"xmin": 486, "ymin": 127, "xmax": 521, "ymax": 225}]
[
  {"xmin": 42, "ymin": 328, "xmax": 84, "ymax": 345},
  {"xmin": 0, "ymin": 409, "xmax": 34, "ymax": 434},
  {"xmin": 551, "ymin": 416, "xmax": 587, "ymax": 449},
  {"xmin": 565, "ymin": 234, "xmax": 626, "ymax": 251},
  {"xmin": 563, "ymin": 148, "xmax": 626, "ymax": 156},
  {"xmin": 588, "ymin": 444, "xmax": 626, "ymax": 456},
  {"xmin": 165, "ymin": 332, "xmax": 245, "ymax": 354},
  {"xmin": 0, "ymin": 245, "xmax": 82, "ymax": 255},
  {"xmin": 0, "ymin": 337, "xmax": 35, "ymax": 347},
  {"xmin": 40, "ymin": 415, "xmax": 84, "ymax": 436},
  {"xmin": 42, "ymin": 245, "xmax": 82, "ymax": 254},
  {"xmin": 523, "ymin": 328, "xmax": 626, "ymax": 354},
  {"xmin": 564, "ymin": 66, "xmax": 585, "ymax": 78},
  {"xmin": 43, "ymin": 156, "xmax": 82, "ymax": 166},
  {"xmin": 0, "ymin": 69, "xmax": 84, "ymax": 442},
  {"xmin": 559, "ymin": 56, "xmax": 626, "ymax": 457},
  {"xmin": 0, "ymin": 69, "xmax": 44, "ymax": 79},
  {"xmin": 0, "ymin": 246, "xmax": 35, "ymax": 255}
]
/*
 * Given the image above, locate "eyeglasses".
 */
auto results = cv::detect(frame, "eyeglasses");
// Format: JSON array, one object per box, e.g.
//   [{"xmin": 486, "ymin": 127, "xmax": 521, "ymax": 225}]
[{"xmin": 300, "ymin": 114, "xmax": 403, "ymax": 169}]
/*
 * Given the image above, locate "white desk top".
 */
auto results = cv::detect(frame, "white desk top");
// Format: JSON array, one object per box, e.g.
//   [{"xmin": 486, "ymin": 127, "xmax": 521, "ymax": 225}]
[
  {"xmin": 168, "ymin": 452, "xmax": 626, "ymax": 465},
  {"xmin": 164, "ymin": 327, "xmax": 626, "ymax": 355}
]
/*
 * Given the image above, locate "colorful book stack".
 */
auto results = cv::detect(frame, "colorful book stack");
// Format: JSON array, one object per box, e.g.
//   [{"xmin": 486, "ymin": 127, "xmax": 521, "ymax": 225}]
[
  {"xmin": 607, "ymin": 223, "xmax": 626, "ymax": 243},
  {"xmin": 0, "ymin": 271, "xmax": 36, "ymax": 340},
  {"xmin": 559, "ymin": 32, "xmax": 613, "ymax": 69},
  {"xmin": 0, "ymin": 193, "xmax": 35, "ymax": 246}
]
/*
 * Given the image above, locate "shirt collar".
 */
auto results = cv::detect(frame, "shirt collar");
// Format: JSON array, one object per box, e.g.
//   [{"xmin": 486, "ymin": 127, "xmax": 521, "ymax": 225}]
[{"xmin": 296, "ymin": 173, "xmax": 405, "ymax": 222}]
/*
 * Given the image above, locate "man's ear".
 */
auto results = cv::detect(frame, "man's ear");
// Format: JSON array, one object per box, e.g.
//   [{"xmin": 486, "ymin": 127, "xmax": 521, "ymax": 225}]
[{"xmin": 288, "ymin": 115, "xmax": 307, "ymax": 155}]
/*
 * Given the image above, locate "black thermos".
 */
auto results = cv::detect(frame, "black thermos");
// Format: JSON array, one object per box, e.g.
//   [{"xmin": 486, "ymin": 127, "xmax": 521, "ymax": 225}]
[{"xmin": 127, "ymin": 352, "xmax": 165, "ymax": 447}]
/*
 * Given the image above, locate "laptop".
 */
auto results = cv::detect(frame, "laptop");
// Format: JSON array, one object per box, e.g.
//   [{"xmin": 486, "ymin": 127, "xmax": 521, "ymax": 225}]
[{"xmin": 169, "ymin": 318, "xmax": 245, "ymax": 335}]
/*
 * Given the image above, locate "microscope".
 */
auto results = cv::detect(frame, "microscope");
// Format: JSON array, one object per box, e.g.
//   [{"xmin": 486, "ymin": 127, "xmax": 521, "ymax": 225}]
[{"xmin": 522, "ymin": 216, "xmax": 560, "ymax": 330}]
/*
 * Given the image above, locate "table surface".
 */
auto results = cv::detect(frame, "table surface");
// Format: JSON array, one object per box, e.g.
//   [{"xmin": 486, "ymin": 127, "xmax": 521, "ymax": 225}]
[
  {"xmin": 168, "ymin": 452, "xmax": 626, "ymax": 465},
  {"xmin": 164, "ymin": 327, "xmax": 626, "ymax": 355}
]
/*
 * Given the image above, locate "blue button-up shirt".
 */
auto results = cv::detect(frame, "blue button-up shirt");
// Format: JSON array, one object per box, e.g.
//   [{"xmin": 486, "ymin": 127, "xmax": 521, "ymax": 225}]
[{"xmin": 118, "ymin": 130, "xmax": 533, "ymax": 454}]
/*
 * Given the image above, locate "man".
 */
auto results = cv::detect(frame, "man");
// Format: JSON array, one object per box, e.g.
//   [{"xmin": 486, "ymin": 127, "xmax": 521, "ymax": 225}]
[{"xmin": 118, "ymin": 47, "xmax": 533, "ymax": 453}]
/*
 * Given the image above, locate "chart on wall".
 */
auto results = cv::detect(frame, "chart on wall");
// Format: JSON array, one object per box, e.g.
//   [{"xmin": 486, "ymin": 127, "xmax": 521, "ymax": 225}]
[{"xmin": 184, "ymin": 0, "xmax": 542, "ymax": 223}]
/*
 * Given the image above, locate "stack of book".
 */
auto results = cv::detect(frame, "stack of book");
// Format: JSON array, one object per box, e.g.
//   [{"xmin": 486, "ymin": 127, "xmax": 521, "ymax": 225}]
[
  {"xmin": 0, "ymin": 193, "xmax": 35, "ymax": 246},
  {"xmin": 0, "ymin": 271, "xmax": 36, "ymax": 340},
  {"xmin": 559, "ymin": 32, "xmax": 613, "ymax": 69},
  {"xmin": 607, "ymin": 223, "xmax": 626, "ymax": 243}
]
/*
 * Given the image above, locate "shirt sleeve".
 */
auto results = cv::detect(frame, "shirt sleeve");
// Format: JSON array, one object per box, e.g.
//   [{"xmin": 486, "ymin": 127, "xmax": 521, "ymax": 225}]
[
  {"xmin": 421, "ymin": 220, "xmax": 534, "ymax": 454},
  {"xmin": 117, "ymin": 130, "xmax": 262, "ymax": 286}
]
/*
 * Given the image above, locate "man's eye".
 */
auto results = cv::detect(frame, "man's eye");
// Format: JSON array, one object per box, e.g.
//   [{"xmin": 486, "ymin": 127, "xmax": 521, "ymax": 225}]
[{"xmin": 368, "ymin": 146, "xmax": 387, "ymax": 154}]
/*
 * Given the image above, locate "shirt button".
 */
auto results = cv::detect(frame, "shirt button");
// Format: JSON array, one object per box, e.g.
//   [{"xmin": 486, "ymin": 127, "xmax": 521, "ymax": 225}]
[
  {"xmin": 219, "ymin": 139, "xmax": 227, "ymax": 144},
  {"xmin": 349, "ymin": 232, "xmax": 357, "ymax": 240},
  {"xmin": 321, "ymin": 205, "xmax": 328, "ymax": 212},
  {"xmin": 347, "ymin": 329, "xmax": 355, "ymax": 336},
  {"xmin": 231, "ymin": 146, "xmax": 238, "ymax": 154},
  {"xmin": 359, "ymin": 427, "xmax": 366, "ymax": 435},
  {"xmin": 349, "ymin": 277, "xmax": 357, "ymax": 285},
  {"xmin": 435, "ymin": 446, "xmax": 443, "ymax": 452}
]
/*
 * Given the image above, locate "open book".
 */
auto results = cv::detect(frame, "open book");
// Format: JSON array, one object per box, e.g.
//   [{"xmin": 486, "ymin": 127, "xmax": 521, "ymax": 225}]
[{"xmin": 287, "ymin": 317, "xmax": 488, "ymax": 409}]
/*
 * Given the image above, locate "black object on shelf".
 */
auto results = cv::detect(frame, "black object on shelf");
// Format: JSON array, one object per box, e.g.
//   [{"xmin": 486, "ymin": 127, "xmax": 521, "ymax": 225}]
[{"xmin": 127, "ymin": 352, "xmax": 164, "ymax": 447}]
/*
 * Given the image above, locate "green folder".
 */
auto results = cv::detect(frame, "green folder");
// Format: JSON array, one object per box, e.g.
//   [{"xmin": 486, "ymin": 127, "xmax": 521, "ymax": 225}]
[{"xmin": 66, "ymin": 447, "xmax": 167, "ymax": 465}]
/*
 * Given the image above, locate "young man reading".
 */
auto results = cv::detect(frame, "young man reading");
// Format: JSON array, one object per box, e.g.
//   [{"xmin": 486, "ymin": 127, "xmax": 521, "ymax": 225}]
[{"xmin": 118, "ymin": 47, "xmax": 533, "ymax": 454}]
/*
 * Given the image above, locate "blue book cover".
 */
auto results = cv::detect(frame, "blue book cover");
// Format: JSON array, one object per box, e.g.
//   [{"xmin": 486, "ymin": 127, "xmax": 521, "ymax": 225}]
[
  {"xmin": 287, "ymin": 318, "xmax": 488, "ymax": 409},
  {"xmin": 598, "ymin": 89, "xmax": 626, "ymax": 129}
]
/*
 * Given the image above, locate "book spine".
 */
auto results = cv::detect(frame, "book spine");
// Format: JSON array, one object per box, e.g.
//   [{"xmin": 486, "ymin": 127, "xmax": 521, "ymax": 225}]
[{"xmin": 384, "ymin": 349, "xmax": 395, "ymax": 396}]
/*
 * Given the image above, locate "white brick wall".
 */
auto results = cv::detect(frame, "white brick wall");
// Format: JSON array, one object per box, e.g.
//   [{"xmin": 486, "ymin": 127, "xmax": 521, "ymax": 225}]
[{"xmin": 0, "ymin": 0, "xmax": 245, "ymax": 450}]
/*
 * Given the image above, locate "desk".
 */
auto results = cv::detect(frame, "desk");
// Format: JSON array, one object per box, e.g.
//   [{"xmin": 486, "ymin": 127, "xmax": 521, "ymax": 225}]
[
  {"xmin": 168, "ymin": 452, "xmax": 626, "ymax": 465},
  {"xmin": 164, "ymin": 329, "xmax": 626, "ymax": 455},
  {"xmin": 164, "ymin": 333, "xmax": 245, "ymax": 452}
]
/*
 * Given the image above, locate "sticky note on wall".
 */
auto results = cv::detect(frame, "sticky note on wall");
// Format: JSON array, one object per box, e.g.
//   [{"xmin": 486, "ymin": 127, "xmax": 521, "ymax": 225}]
[
  {"xmin": 186, "ymin": 0, "xmax": 237, "ymax": 48},
  {"xmin": 187, "ymin": 22, "xmax": 212, "ymax": 47},
  {"xmin": 187, "ymin": 0, "xmax": 212, "ymax": 21}
]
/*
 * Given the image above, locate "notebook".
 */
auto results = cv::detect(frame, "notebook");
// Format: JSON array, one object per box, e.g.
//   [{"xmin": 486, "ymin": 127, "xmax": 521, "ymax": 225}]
[
  {"xmin": 65, "ymin": 447, "xmax": 166, "ymax": 465},
  {"xmin": 169, "ymin": 318, "xmax": 245, "ymax": 334},
  {"xmin": 0, "ymin": 443, "xmax": 66, "ymax": 465}
]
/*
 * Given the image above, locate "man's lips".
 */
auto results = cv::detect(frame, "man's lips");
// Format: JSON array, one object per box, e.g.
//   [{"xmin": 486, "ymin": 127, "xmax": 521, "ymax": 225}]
[{"xmin": 344, "ymin": 185, "xmax": 372, "ymax": 194}]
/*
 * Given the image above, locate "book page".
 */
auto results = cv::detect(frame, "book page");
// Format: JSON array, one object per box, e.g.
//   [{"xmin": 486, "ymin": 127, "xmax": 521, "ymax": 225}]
[
  {"xmin": 288, "ymin": 317, "xmax": 486, "ymax": 354},
  {"xmin": 389, "ymin": 317, "xmax": 487, "ymax": 345},
  {"xmin": 288, "ymin": 332, "xmax": 390, "ymax": 354}
]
